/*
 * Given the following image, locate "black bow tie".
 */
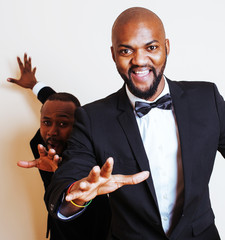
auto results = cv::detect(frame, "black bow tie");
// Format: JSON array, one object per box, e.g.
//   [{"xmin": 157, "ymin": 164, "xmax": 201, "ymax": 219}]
[{"xmin": 135, "ymin": 93, "xmax": 172, "ymax": 118}]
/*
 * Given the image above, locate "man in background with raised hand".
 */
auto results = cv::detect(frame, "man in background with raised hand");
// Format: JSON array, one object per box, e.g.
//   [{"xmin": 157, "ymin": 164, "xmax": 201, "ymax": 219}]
[{"xmin": 8, "ymin": 54, "xmax": 111, "ymax": 240}]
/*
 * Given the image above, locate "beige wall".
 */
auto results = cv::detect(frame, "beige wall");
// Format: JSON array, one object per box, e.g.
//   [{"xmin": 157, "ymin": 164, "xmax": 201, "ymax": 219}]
[{"xmin": 0, "ymin": 0, "xmax": 225, "ymax": 239}]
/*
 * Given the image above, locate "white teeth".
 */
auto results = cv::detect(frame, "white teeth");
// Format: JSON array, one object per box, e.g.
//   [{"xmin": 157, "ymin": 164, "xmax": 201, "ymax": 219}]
[{"xmin": 135, "ymin": 70, "xmax": 149, "ymax": 76}]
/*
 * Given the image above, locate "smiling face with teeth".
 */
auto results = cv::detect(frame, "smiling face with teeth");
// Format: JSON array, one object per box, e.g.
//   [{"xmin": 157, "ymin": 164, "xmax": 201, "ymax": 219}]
[{"xmin": 111, "ymin": 8, "xmax": 170, "ymax": 101}]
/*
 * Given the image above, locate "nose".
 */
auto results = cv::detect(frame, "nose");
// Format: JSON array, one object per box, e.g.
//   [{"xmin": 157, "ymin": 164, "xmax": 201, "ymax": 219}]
[
  {"xmin": 131, "ymin": 49, "xmax": 149, "ymax": 66},
  {"xmin": 47, "ymin": 124, "xmax": 58, "ymax": 136}
]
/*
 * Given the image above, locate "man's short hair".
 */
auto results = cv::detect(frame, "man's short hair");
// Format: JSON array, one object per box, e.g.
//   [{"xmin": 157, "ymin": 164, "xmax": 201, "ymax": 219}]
[{"xmin": 47, "ymin": 92, "xmax": 81, "ymax": 108}]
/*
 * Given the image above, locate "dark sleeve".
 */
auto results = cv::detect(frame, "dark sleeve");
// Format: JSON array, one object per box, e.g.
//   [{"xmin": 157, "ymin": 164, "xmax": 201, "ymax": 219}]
[
  {"xmin": 30, "ymin": 129, "xmax": 54, "ymax": 190},
  {"xmin": 37, "ymin": 86, "xmax": 56, "ymax": 104},
  {"xmin": 213, "ymin": 84, "xmax": 225, "ymax": 157}
]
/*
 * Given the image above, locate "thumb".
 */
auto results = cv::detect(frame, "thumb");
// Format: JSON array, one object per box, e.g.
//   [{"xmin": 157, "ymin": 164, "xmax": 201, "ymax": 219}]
[
  {"xmin": 32, "ymin": 67, "xmax": 36, "ymax": 75},
  {"xmin": 7, "ymin": 78, "xmax": 19, "ymax": 84},
  {"xmin": 17, "ymin": 159, "xmax": 38, "ymax": 168}
]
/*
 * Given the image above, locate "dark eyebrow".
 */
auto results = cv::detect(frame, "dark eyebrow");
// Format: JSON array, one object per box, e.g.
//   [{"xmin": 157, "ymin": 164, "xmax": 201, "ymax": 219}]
[
  {"xmin": 118, "ymin": 40, "xmax": 159, "ymax": 49},
  {"xmin": 118, "ymin": 44, "xmax": 132, "ymax": 48},
  {"xmin": 41, "ymin": 116, "xmax": 50, "ymax": 120},
  {"xmin": 42, "ymin": 115, "xmax": 70, "ymax": 119},
  {"xmin": 145, "ymin": 40, "xmax": 159, "ymax": 46}
]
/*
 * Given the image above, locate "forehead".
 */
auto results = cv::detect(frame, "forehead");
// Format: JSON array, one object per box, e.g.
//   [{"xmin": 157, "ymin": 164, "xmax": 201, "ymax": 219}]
[
  {"xmin": 41, "ymin": 100, "xmax": 76, "ymax": 119},
  {"xmin": 112, "ymin": 18, "xmax": 165, "ymax": 46}
]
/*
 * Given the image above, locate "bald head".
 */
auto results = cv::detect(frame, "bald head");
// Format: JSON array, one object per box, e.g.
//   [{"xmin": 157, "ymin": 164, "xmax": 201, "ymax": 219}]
[
  {"xmin": 111, "ymin": 7, "xmax": 169, "ymax": 101},
  {"xmin": 112, "ymin": 7, "xmax": 166, "ymax": 46}
]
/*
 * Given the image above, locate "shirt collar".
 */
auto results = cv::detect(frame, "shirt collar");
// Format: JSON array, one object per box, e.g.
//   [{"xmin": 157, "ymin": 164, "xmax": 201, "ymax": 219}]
[{"xmin": 126, "ymin": 77, "xmax": 170, "ymax": 109}]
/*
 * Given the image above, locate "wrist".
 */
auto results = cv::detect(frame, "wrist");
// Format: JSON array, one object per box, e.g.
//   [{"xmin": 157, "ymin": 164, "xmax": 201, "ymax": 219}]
[{"xmin": 31, "ymin": 80, "xmax": 38, "ymax": 89}]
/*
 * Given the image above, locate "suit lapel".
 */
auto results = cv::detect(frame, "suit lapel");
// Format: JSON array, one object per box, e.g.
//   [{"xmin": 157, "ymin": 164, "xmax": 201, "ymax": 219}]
[
  {"xmin": 116, "ymin": 86, "xmax": 159, "ymax": 207},
  {"xmin": 167, "ymin": 79, "xmax": 193, "ymax": 211}
]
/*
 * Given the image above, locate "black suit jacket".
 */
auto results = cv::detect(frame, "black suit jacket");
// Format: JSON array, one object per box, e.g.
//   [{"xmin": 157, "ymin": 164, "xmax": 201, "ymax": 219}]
[
  {"xmin": 45, "ymin": 79, "xmax": 225, "ymax": 240},
  {"xmin": 31, "ymin": 87, "xmax": 111, "ymax": 240}
]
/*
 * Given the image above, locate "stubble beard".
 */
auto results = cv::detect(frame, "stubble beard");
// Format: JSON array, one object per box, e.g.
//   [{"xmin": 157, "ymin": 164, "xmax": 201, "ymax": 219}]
[{"xmin": 120, "ymin": 57, "xmax": 167, "ymax": 100}]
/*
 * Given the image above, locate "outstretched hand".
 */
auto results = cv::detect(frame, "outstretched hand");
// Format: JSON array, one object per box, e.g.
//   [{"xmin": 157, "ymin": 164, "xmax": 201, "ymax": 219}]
[
  {"xmin": 7, "ymin": 53, "xmax": 37, "ymax": 89},
  {"xmin": 17, "ymin": 144, "xmax": 61, "ymax": 172},
  {"xmin": 65, "ymin": 157, "xmax": 149, "ymax": 204}
]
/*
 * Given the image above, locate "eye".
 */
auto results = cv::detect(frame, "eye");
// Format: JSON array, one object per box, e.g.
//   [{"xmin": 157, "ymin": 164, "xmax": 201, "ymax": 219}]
[
  {"xmin": 119, "ymin": 48, "xmax": 133, "ymax": 56},
  {"xmin": 43, "ymin": 121, "xmax": 51, "ymax": 126},
  {"xmin": 147, "ymin": 45, "xmax": 157, "ymax": 51},
  {"xmin": 59, "ymin": 122, "xmax": 68, "ymax": 128}
]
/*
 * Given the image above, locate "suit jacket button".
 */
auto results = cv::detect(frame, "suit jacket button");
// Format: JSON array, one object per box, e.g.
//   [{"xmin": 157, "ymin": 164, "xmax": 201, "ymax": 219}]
[{"xmin": 50, "ymin": 204, "xmax": 54, "ymax": 211}]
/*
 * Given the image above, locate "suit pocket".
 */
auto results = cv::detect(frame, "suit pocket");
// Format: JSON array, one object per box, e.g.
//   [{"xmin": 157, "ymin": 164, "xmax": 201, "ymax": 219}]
[{"xmin": 192, "ymin": 208, "xmax": 215, "ymax": 236}]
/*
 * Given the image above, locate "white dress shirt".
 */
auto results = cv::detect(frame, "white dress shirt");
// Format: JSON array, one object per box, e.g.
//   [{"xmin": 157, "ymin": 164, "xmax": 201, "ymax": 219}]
[
  {"xmin": 126, "ymin": 80, "xmax": 184, "ymax": 234},
  {"xmin": 32, "ymin": 81, "xmax": 47, "ymax": 95}
]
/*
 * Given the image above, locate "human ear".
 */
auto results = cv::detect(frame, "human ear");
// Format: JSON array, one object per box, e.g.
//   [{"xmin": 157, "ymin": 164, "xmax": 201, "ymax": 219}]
[
  {"xmin": 111, "ymin": 46, "xmax": 116, "ymax": 62},
  {"xmin": 165, "ymin": 39, "xmax": 170, "ymax": 56}
]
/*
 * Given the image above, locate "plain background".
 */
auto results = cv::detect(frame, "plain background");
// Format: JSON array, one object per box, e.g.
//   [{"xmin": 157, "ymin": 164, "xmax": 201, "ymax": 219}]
[{"xmin": 1, "ymin": 0, "xmax": 225, "ymax": 239}]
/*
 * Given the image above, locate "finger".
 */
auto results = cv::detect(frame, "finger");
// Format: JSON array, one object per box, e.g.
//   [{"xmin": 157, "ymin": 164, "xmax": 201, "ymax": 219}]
[
  {"xmin": 131, "ymin": 171, "xmax": 149, "ymax": 184},
  {"xmin": 17, "ymin": 57, "xmax": 24, "ymax": 72},
  {"xmin": 37, "ymin": 144, "xmax": 47, "ymax": 157},
  {"xmin": 24, "ymin": 53, "xmax": 27, "ymax": 63},
  {"xmin": 28, "ymin": 57, "xmax": 32, "ymax": 70},
  {"xmin": 87, "ymin": 165, "xmax": 101, "ymax": 183},
  {"xmin": 17, "ymin": 160, "xmax": 38, "ymax": 168},
  {"xmin": 66, "ymin": 183, "xmax": 86, "ymax": 201},
  {"xmin": 66, "ymin": 191, "xmax": 83, "ymax": 201},
  {"xmin": 7, "ymin": 78, "xmax": 19, "ymax": 84},
  {"xmin": 112, "ymin": 171, "xmax": 150, "ymax": 186},
  {"xmin": 32, "ymin": 67, "xmax": 36, "ymax": 75},
  {"xmin": 25, "ymin": 56, "xmax": 31, "ymax": 71},
  {"xmin": 52, "ymin": 155, "xmax": 60, "ymax": 167},
  {"xmin": 69, "ymin": 167, "xmax": 101, "ymax": 194},
  {"xmin": 100, "ymin": 157, "xmax": 113, "ymax": 178},
  {"xmin": 48, "ymin": 148, "xmax": 57, "ymax": 160}
]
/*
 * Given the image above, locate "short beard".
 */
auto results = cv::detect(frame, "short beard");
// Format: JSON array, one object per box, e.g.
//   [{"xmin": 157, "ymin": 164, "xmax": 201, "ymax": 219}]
[{"xmin": 120, "ymin": 57, "xmax": 167, "ymax": 100}]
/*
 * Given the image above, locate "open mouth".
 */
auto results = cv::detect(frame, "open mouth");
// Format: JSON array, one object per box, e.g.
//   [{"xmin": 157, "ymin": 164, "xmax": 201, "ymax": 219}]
[
  {"xmin": 133, "ymin": 69, "xmax": 151, "ymax": 77},
  {"xmin": 130, "ymin": 68, "xmax": 153, "ymax": 82},
  {"xmin": 47, "ymin": 143, "xmax": 56, "ymax": 149},
  {"xmin": 46, "ymin": 140, "xmax": 59, "ymax": 150}
]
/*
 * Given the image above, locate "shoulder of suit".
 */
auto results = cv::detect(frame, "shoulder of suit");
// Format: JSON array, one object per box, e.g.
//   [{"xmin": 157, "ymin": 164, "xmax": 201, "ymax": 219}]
[
  {"xmin": 82, "ymin": 87, "xmax": 125, "ymax": 110},
  {"xmin": 168, "ymin": 78, "xmax": 216, "ymax": 91}
]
